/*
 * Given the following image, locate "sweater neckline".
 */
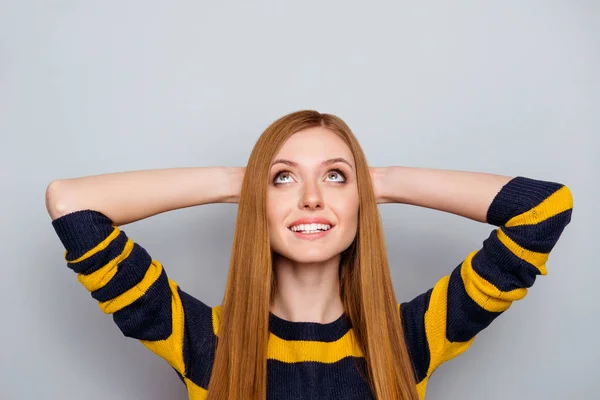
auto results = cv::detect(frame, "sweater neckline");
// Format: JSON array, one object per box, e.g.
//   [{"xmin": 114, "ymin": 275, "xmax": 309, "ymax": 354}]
[{"xmin": 268, "ymin": 312, "xmax": 351, "ymax": 342}]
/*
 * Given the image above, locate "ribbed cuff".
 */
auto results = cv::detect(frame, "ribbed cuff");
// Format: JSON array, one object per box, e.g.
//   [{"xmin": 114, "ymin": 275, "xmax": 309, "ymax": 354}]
[
  {"xmin": 486, "ymin": 176, "xmax": 563, "ymax": 226},
  {"xmin": 51, "ymin": 210, "xmax": 115, "ymax": 259}
]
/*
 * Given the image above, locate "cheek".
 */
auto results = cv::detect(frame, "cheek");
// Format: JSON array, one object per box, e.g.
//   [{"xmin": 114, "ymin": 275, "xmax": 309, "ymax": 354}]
[
  {"xmin": 266, "ymin": 194, "xmax": 288, "ymax": 237},
  {"xmin": 266, "ymin": 192, "xmax": 280, "ymax": 222},
  {"xmin": 337, "ymin": 193, "xmax": 360, "ymax": 222},
  {"xmin": 329, "ymin": 193, "xmax": 359, "ymax": 245}
]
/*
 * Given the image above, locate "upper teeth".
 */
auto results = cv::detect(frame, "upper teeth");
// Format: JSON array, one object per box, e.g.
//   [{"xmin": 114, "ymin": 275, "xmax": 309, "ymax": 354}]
[{"xmin": 290, "ymin": 223, "xmax": 331, "ymax": 232}]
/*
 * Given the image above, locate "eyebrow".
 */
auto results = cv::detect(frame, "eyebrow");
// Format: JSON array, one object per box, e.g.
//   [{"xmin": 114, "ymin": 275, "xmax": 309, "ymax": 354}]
[{"xmin": 271, "ymin": 157, "xmax": 354, "ymax": 170}]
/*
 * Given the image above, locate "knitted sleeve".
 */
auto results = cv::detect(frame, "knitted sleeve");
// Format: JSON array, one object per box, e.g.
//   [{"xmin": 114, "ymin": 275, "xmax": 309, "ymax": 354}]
[
  {"xmin": 398, "ymin": 177, "xmax": 573, "ymax": 396},
  {"xmin": 51, "ymin": 210, "xmax": 218, "ymax": 396}
]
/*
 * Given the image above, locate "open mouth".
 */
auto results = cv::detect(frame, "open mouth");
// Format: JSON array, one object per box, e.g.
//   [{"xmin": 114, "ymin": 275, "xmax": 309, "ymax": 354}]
[
  {"xmin": 287, "ymin": 223, "xmax": 335, "ymax": 238},
  {"xmin": 288, "ymin": 223, "xmax": 333, "ymax": 234}
]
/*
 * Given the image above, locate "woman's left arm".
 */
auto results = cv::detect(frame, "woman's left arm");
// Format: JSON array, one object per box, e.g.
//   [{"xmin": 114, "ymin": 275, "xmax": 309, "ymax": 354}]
[
  {"xmin": 371, "ymin": 166, "xmax": 513, "ymax": 222},
  {"xmin": 371, "ymin": 167, "xmax": 574, "ymax": 391}
]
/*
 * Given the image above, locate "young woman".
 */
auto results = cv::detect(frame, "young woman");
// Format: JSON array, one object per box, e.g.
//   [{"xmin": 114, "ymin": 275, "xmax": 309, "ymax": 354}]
[{"xmin": 46, "ymin": 110, "xmax": 573, "ymax": 400}]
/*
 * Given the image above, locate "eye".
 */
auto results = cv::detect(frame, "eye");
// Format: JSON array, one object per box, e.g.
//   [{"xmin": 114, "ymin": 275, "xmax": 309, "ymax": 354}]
[
  {"xmin": 272, "ymin": 169, "xmax": 347, "ymax": 186},
  {"xmin": 273, "ymin": 170, "xmax": 294, "ymax": 185},
  {"xmin": 326, "ymin": 169, "xmax": 346, "ymax": 183}
]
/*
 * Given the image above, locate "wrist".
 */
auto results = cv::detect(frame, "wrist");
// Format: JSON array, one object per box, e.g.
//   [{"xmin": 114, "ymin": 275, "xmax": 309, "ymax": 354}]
[
  {"xmin": 372, "ymin": 166, "xmax": 409, "ymax": 204},
  {"xmin": 371, "ymin": 167, "xmax": 391, "ymax": 204},
  {"xmin": 224, "ymin": 167, "xmax": 245, "ymax": 203}
]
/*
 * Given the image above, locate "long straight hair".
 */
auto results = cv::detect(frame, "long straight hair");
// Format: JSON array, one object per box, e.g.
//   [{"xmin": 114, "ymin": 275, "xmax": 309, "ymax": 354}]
[{"xmin": 206, "ymin": 111, "xmax": 418, "ymax": 399}]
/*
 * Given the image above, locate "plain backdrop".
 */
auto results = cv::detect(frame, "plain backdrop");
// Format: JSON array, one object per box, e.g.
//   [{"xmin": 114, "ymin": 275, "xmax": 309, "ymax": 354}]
[{"xmin": 1, "ymin": 1, "xmax": 598, "ymax": 399}]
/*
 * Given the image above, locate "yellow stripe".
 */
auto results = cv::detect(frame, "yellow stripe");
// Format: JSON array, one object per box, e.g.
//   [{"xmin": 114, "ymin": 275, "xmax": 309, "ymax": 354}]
[
  {"xmin": 267, "ymin": 330, "xmax": 364, "ymax": 363},
  {"xmin": 212, "ymin": 305, "xmax": 222, "ymax": 337},
  {"xmin": 206, "ymin": 303, "xmax": 427, "ymax": 397},
  {"xmin": 97, "ymin": 259, "xmax": 163, "ymax": 314},
  {"xmin": 506, "ymin": 185, "xmax": 573, "ymax": 227},
  {"xmin": 496, "ymin": 229, "xmax": 549, "ymax": 275},
  {"xmin": 461, "ymin": 250, "xmax": 527, "ymax": 312},
  {"xmin": 77, "ymin": 238, "xmax": 135, "ymax": 292},
  {"xmin": 416, "ymin": 376, "xmax": 428, "ymax": 400},
  {"xmin": 185, "ymin": 377, "xmax": 208, "ymax": 400},
  {"xmin": 66, "ymin": 226, "xmax": 121, "ymax": 263},
  {"xmin": 424, "ymin": 275, "xmax": 474, "ymax": 374},
  {"xmin": 140, "ymin": 279, "xmax": 187, "ymax": 375}
]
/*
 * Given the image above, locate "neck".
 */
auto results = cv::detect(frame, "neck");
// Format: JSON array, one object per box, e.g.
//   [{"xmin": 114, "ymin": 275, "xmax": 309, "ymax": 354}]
[{"xmin": 270, "ymin": 252, "xmax": 344, "ymax": 324}]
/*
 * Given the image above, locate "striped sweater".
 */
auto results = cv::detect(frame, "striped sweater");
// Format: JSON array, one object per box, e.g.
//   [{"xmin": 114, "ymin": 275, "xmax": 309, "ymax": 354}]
[{"xmin": 51, "ymin": 176, "xmax": 573, "ymax": 399}]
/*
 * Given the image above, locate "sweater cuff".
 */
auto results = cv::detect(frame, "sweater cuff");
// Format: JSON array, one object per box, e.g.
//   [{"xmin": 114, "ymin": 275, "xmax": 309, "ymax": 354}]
[
  {"xmin": 51, "ymin": 210, "xmax": 115, "ymax": 259},
  {"xmin": 486, "ymin": 176, "xmax": 564, "ymax": 227}
]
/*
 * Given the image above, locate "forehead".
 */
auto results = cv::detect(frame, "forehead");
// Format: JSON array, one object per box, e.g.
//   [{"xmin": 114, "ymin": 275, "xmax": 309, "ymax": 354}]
[{"xmin": 274, "ymin": 127, "xmax": 353, "ymax": 166}]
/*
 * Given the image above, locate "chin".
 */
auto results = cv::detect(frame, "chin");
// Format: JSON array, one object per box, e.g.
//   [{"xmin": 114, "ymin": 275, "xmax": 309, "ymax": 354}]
[{"xmin": 274, "ymin": 248, "xmax": 342, "ymax": 264}]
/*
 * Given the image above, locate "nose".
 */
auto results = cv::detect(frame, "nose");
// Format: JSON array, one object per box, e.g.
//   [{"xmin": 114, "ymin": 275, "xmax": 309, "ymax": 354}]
[{"xmin": 299, "ymin": 181, "xmax": 323, "ymax": 210}]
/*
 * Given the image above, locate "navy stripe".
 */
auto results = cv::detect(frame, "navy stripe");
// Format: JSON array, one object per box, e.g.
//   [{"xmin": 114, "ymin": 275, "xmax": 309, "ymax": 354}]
[
  {"xmin": 487, "ymin": 177, "xmax": 563, "ymax": 227},
  {"xmin": 66, "ymin": 231, "xmax": 129, "ymax": 275},
  {"xmin": 179, "ymin": 289, "xmax": 216, "ymax": 389},
  {"xmin": 52, "ymin": 210, "xmax": 115, "ymax": 261},
  {"xmin": 400, "ymin": 289, "xmax": 432, "ymax": 383},
  {"xmin": 267, "ymin": 357, "xmax": 374, "ymax": 400},
  {"xmin": 473, "ymin": 231, "xmax": 542, "ymax": 293},
  {"xmin": 90, "ymin": 241, "xmax": 152, "ymax": 302},
  {"xmin": 269, "ymin": 312, "xmax": 350, "ymax": 342},
  {"xmin": 502, "ymin": 209, "xmax": 572, "ymax": 253},
  {"xmin": 112, "ymin": 267, "xmax": 172, "ymax": 340},
  {"xmin": 446, "ymin": 266, "xmax": 503, "ymax": 343}
]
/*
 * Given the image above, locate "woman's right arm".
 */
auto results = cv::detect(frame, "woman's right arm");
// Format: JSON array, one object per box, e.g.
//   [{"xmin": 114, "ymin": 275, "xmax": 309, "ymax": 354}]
[
  {"xmin": 46, "ymin": 166, "xmax": 245, "ymax": 225},
  {"xmin": 46, "ymin": 167, "xmax": 244, "ymax": 395}
]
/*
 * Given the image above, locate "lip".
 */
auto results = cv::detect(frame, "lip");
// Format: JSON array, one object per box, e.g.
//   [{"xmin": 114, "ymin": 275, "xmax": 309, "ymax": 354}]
[
  {"xmin": 289, "ymin": 228, "xmax": 333, "ymax": 240},
  {"xmin": 287, "ymin": 217, "xmax": 336, "ymax": 241},
  {"xmin": 287, "ymin": 217, "xmax": 335, "ymax": 229}
]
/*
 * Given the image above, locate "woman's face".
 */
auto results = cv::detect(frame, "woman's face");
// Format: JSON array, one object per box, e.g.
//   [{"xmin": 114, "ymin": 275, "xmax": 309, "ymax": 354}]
[{"xmin": 267, "ymin": 127, "xmax": 359, "ymax": 263}]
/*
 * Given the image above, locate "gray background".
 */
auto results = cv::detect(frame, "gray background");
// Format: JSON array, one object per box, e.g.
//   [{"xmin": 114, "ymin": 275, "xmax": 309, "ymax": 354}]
[{"xmin": 1, "ymin": 1, "xmax": 598, "ymax": 399}]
